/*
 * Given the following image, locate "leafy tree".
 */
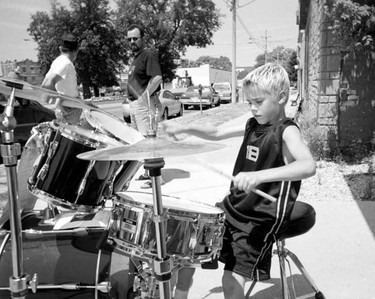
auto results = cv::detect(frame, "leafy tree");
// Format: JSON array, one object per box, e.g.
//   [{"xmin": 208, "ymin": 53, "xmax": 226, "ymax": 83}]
[
  {"xmin": 286, "ymin": 50, "xmax": 298, "ymax": 82},
  {"xmin": 179, "ymin": 58, "xmax": 197, "ymax": 68},
  {"xmin": 324, "ymin": 0, "xmax": 375, "ymax": 51},
  {"xmin": 179, "ymin": 55, "xmax": 232, "ymax": 70},
  {"xmin": 253, "ymin": 46, "xmax": 298, "ymax": 83},
  {"xmin": 114, "ymin": 0, "xmax": 222, "ymax": 82},
  {"xmin": 195, "ymin": 56, "xmax": 232, "ymax": 71},
  {"xmin": 28, "ymin": 0, "xmax": 123, "ymax": 98}
]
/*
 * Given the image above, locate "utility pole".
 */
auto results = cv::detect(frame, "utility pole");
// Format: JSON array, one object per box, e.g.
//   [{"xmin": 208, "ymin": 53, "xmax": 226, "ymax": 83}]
[
  {"xmin": 263, "ymin": 30, "xmax": 269, "ymax": 63},
  {"xmin": 231, "ymin": 0, "xmax": 237, "ymax": 103}
]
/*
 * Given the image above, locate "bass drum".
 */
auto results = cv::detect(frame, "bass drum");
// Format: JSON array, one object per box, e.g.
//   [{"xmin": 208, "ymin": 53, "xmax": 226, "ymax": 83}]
[
  {"xmin": 28, "ymin": 121, "xmax": 123, "ymax": 212},
  {"xmin": 0, "ymin": 225, "xmax": 132, "ymax": 298}
]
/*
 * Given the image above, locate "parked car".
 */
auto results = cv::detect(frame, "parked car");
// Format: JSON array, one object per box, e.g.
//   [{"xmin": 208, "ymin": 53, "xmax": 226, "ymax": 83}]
[
  {"xmin": 0, "ymin": 97, "xmax": 55, "ymax": 164},
  {"xmin": 212, "ymin": 82, "xmax": 238, "ymax": 103},
  {"xmin": 122, "ymin": 89, "xmax": 184, "ymax": 123},
  {"xmin": 180, "ymin": 86, "xmax": 220, "ymax": 109}
]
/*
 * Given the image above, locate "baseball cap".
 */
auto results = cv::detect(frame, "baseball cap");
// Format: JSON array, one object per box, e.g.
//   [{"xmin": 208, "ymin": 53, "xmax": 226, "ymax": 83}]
[{"xmin": 60, "ymin": 33, "xmax": 79, "ymax": 51}]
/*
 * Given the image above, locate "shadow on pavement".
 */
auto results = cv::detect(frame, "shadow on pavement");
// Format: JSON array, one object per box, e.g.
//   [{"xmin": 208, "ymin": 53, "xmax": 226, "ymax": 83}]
[
  {"xmin": 355, "ymin": 201, "xmax": 375, "ymax": 238},
  {"xmin": 249, "ymin": 274, "xmax": 321, "ymax": 298},
  {"xmin": 343, "ymin": 173, "xmax": 375, "ymax": 237},
  {"xmin": 162, "ymin": 168, "xmax": 190, "ymax": 183}
]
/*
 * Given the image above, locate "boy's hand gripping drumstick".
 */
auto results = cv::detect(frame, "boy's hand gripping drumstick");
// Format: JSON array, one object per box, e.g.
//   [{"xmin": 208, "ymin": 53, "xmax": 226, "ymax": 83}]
[{"xmin": 200, "ymin": 163, "xmax": 277, "ymax": 203}]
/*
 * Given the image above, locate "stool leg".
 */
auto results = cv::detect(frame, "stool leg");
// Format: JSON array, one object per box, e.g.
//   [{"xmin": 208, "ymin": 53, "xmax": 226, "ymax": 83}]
[
  {"xmin": 276, "ymin": 240, "xmax": 291, "ymax": 299},
  {"xmin": 245, "ymin": 280, "xmax": 257, "ymax": 299},
  {"xmin": 285, "ymin": 249, "xmax": 325, "ymax": 299}
]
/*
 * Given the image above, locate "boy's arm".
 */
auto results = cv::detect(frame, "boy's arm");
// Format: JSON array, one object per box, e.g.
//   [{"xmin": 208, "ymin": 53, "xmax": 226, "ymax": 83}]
[
  {"xmin": 162, "ymin": 121, "xmax": 245, "ymax": 141},
  {"xmin": 233, "ymin": 125, "xmax": 316, "ymax": 193}
]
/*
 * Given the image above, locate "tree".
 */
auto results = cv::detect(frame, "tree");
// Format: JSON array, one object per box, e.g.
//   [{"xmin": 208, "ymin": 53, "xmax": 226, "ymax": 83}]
[
  {"xmin": 253, "ymin": 46, "xmax": 298, "ymax": 83},
  {"xmin": 114, "ymin": 0, "xmax": 222, "ymax": 82},
  {"xmin": 324, "ymin": 0, "xmax": 375, "ymax": 51},
  {"xmin": 28, "ymin": 0, "xmax": 124, "ymax": 98},
  {"xmin": 179, "ymin": 56, "xmax": 232, "ymax": 70},
  {"xmin": 195, "ymin": 56, "xmax": 232, "ymax": 71}
]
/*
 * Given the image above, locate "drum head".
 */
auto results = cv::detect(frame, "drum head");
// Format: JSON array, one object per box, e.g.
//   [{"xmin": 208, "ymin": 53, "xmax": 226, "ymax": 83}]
[
  {"xmin": 85, "ymin": 109, "xmax": 144, "ymax": 145},
  {"xmin": 55, "ymin": 120, "xmax": 123, "ymax": 148},
  {"xmin": 115, "ymin": 191, "xmax": 223, "ymax": 216}
]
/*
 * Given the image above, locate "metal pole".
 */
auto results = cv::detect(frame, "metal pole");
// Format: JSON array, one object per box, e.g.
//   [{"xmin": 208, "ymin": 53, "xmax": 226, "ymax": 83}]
[
  {"xmin": 231, "ymin": 0, "xmax": 237, "ymax": 103},
  {"xmin": 0, "ymin": 87, "xmax": 29, "ymax": 298},
  {"xmin": 144, "ymin": 158, "xmax": 172, "ymax": 299}
]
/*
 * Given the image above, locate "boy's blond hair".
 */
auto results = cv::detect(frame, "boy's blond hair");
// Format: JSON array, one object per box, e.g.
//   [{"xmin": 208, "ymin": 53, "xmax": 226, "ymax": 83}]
[{"xmin": 243, "ymin": 63, "xmax": 290, "ymax": 101}]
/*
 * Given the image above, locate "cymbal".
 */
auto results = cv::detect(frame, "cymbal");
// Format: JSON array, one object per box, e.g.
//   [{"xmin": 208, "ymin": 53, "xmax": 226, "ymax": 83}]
[
  {"xmin": 0, "ymin": 77, "xmax": 92, "ymax": 110},
  {"xmin": 77, "ymin": 137, "xmax": 225, "ymax": 161}
]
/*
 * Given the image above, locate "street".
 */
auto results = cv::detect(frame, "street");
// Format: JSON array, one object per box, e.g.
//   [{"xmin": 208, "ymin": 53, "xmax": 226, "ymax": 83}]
[{"xmin": 94, "ymin": 100, "xmax": 236, "ymax": 121}]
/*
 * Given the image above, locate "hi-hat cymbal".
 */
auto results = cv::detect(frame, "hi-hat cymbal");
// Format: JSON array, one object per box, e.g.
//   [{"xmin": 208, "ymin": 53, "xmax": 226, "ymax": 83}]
[
  {"xmin": 77, "ymin": 137, "xmax": 225, "ymax": 161},
  {"xmin": 0, "ymin": 77, "xmax": 92, "ymax": 109}
]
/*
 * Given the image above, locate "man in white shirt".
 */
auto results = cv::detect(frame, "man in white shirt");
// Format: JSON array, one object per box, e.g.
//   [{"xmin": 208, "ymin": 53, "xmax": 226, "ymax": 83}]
[{"xmin": 42, "ymin": 32, "xmax": 82, "ymax": 124}]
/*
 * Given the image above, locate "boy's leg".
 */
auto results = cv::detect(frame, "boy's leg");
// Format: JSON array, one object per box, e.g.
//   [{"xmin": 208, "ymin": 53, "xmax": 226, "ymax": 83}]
[
  {"xmin": 222, "ymin": 270, "xmax": 246, "ymax": 299},
  {"xmin": 174, "ymin": 267, "xmax": 195, "ymax": 299}
]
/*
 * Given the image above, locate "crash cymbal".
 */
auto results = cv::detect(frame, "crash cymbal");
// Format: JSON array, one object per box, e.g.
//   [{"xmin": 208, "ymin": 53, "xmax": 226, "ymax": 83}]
[
  {"xmin": 77, "ymin": 137, "xmax": 225, "ymax": 161},
  {"xmin": 0, "ymin": 77, "xmax": 92, "ymax": 110}
]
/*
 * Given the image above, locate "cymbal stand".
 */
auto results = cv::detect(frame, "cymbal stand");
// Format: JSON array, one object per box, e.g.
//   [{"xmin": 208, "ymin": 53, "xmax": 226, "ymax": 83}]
[
  {"xmin": 0, "ymin": 82, "xmax": 37, "ymax": 298},
  {"xmin": 144, "ymin": 157, "xmax": 172, "ymax": 299},
  {"xmin": 143, "ymin": 97, "xmax": 172, "ymax": 299}
]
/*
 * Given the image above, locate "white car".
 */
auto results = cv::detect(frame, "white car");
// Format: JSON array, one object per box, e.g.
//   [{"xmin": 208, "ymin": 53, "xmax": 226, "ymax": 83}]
[
  {"xmin": 122, "ymin": 89, "xmax": 184, "ymax": 123},
  {"xmin": 212, "ymin": 82, "xmax": 238, "ymax": 103}
]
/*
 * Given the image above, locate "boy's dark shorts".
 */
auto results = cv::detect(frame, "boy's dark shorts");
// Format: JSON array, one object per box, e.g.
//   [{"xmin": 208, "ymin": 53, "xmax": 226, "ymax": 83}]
[{"xmin": 219, "ymin": 221, "xmax": 272, "ymax": 281}]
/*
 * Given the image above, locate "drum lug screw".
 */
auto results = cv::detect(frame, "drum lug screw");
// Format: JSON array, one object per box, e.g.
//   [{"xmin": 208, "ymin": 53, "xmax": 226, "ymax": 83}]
[{"xmin": 29, "ymin": 273, "xmax": 38, "ymax": 293}]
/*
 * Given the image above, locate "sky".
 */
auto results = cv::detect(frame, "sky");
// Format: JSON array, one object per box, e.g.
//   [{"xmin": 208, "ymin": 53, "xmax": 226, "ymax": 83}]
[{"xmin": 0, "ymin": 0, "xmax": 299, "ymax": 72}]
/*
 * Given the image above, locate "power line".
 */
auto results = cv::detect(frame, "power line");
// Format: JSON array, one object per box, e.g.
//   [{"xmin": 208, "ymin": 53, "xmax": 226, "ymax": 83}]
[{"xmin": 236, "ymin": 13, "xmax": 265, "ymax": 51}]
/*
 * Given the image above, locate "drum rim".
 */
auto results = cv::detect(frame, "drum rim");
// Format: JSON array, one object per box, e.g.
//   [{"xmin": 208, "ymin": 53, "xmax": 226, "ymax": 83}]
[
  {"xmin": 53, "ymin": 120, "xmax": 121, "ymax": 148},
  {"xmin": 31, "ymin": 189, "xmax": 104, "ymax": 213},
  {"xmin": 84, "ymin": 108, "xmax": 144, "ymax": 144},
  {"xmin": 115, "ymin": 191, "xmax": 224, "ymax": 216}
]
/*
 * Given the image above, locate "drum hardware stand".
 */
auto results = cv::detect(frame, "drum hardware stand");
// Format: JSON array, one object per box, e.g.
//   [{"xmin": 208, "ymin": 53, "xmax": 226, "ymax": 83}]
[
  {"xmin": 0, "ymin": 282, "xmax": 110, "ymax": 293},
  {"xmin": 143, "ymin": 157, "xmax": 172, "ymax": 299},
  {"xmin": 0, "ymin": 81, "xmax": 38, "ymax": 298},
  {"xmin": 135, "ymin": 96, "xmax": 173, "ymax": 298}
]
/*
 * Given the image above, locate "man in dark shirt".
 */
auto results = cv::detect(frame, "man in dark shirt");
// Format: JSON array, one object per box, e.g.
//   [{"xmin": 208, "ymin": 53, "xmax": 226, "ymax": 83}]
[
  {"xmin": 126, "ymin": 24, "xmax": 164, "ymax": 187},
  {"xmin": 126, "ymin": 24, "xmax": 162, "ymax": 136}
]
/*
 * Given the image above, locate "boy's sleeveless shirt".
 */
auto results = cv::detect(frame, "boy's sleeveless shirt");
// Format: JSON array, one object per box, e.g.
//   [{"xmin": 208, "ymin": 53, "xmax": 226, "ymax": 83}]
[{"xmin": 218, "ymin": 117, "xmax": 301, "ymax": 233}]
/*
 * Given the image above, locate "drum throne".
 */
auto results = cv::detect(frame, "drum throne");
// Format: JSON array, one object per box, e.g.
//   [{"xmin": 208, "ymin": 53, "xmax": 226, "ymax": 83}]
[{"xmin": 245, "ymin": 202, "xmax": 326, "ymax": 299}]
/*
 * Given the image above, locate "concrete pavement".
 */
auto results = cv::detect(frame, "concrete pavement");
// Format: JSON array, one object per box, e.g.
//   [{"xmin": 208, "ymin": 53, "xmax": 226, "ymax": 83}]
[{"xmin": 1, "ymin": 101, "xmax": 375, "ymax": 298}]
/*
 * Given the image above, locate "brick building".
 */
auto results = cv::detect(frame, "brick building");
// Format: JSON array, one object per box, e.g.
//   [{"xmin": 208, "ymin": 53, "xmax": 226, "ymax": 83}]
[
  {"xmin": 1, "ymin": 59, "xmax": 44, "ymax": 85},
  {"xmin": 297, "ymin": 0, "xmax": 375, "ymax": 153}
]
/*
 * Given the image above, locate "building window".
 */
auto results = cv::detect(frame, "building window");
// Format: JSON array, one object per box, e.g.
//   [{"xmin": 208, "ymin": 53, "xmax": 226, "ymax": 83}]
[
  {"xmin": 22, "ymin": 66, "xmax": 26, "ymax": 73},
  {"xmin": 31, "ymin": 76, "xmax": 36, "ymax": 83}
]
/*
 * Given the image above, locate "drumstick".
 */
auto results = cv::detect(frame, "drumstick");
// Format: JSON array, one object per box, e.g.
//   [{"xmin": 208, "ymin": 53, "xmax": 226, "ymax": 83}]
[{"xmin": 198, "ymin": 162, "xmax": 277, "ymax": 203}]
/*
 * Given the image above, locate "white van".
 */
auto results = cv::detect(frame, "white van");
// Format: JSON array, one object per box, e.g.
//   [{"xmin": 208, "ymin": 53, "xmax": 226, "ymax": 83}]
[{"xmin": 212, "ymin": 82, "xmax": 238, "ymax": 103}]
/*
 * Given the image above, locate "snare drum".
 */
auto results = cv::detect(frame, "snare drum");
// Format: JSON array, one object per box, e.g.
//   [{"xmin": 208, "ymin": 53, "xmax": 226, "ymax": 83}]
[
  {"xmin": 0, "ymin": 227, "xmax": 132, "ymax": 298},
  {"xmin": 107, "ymin": 192, "xmax": 225, "ymax": 264},
  {"xmin": 28, "ymin": 121, "xmax": 123, "ymax": 212}
]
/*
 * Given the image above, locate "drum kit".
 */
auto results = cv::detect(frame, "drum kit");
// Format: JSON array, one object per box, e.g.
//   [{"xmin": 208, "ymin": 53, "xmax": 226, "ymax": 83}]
[{"xmin": 0, "ymin": 77, "xmax": 227, "ymax": 298}]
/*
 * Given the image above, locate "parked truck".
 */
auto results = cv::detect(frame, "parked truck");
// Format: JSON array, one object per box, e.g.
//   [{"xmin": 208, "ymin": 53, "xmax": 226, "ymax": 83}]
[{"xmin": 168, "ymin": 64, "xmax": 233, "ymax": 97}]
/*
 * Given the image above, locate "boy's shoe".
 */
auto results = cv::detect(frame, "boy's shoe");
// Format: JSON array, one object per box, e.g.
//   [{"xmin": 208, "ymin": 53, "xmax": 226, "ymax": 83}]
[
  {"xmin": 136, "ymin": 174, "xmax": 150, "ymax": 181},
  {"xmin": 140, "ymin": 180, "xmax": 165, "ymax": 189}
]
